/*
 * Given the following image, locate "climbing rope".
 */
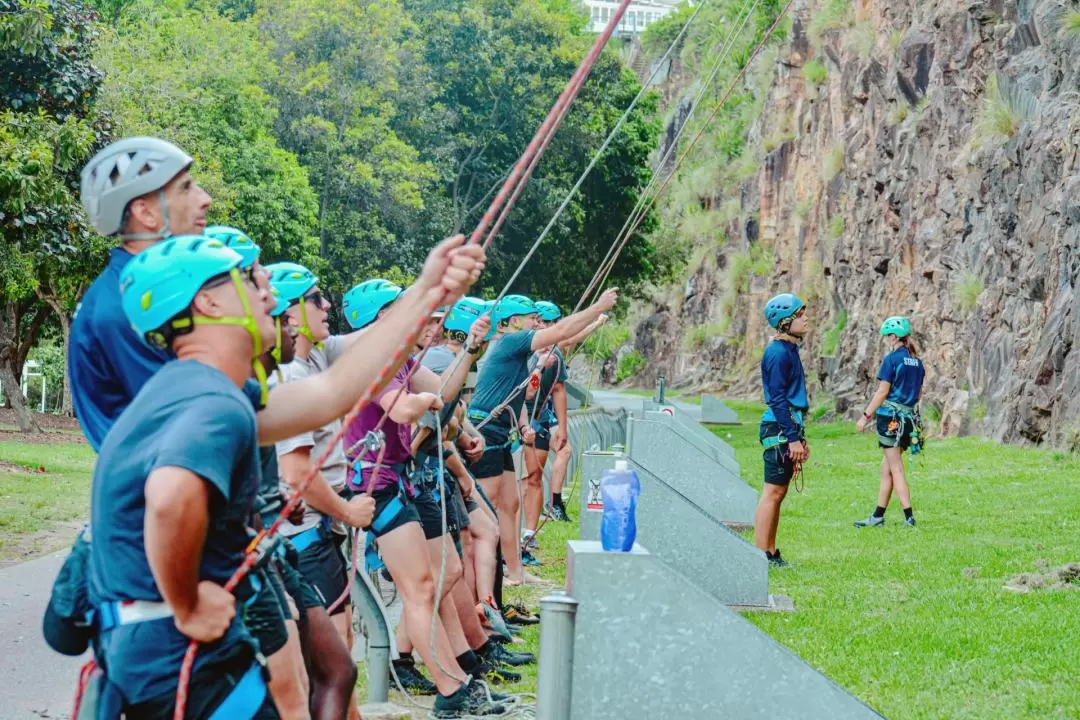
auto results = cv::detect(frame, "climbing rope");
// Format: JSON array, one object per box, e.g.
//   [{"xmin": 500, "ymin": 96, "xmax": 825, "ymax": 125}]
[{"xmin": 172, "ymin": 3, "xmax": 638, "ymax": 716}]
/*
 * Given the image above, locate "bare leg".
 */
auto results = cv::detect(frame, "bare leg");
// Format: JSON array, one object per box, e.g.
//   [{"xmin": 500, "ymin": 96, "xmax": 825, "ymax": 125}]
[
  {"xmin": 877, "ymin": 455, "xmax": 894, "ymax": 509},
  {"xmin": 884, "ymin": 447, "xmax": 912, "ymax": 508},
  {"xmin": 495, "ymin": 469, "xmax": 522, "ymax": 581},
  {"xmin": 523, "ymin": 447, "xmax": 548, "ymax": 534},
  {"xmin": 379, "ymin": 522, "xmax": 467, "ymax": 696},
  {"xmin": 329, "ymin": 605, "xmax": 360, "ymax": 720},
  {"xmin": 550, "ymin": 432, "xmax": 572, "ymax": 496},
  {"xmin": 299, "ymin": 605, "xmax": 356, "ymax": 720},
  {"xmin": 266, "ymin": 620, "xmax": 311, "ymax": 720},
  {"xmin": 426, "ymin": 535, "xmax": 469, "ymax": 657},
  {"xmin": 467, "ymin": 505, "xmax": 498, "ymax": 602},
  {"xmin": 754, "ymin": 483, "xmax": 788, "ymax": 554}
]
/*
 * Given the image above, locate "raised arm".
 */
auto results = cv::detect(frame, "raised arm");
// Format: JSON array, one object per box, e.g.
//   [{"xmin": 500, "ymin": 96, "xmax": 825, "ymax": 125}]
[
  {"xmin": 559, "ymin": 313, "xmax": 607, "ymax": 353},
  {"xmin": 257, "ymin": 236, "xmax": 484, "ymax": 445},
  {"xmin": 531, "ymin": 289, "xmax": 618, "ymax": 352}
]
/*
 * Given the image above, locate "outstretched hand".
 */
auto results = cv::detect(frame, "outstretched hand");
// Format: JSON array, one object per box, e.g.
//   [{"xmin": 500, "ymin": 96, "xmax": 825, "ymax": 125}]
[
  {"xmin": 418, "ymin": 235, "xmax": 486, "ymax": 302},
  {"xmin": 468, "ymin": 313, "xmax": 491, "ymax": 348},
  {"xmin": 595, "ymin": 288, "xmax": 618, "ymax": 312}
]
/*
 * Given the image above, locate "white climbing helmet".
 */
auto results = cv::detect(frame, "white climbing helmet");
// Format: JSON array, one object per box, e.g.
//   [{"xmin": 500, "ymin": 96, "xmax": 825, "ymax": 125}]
[{"xmin": 80, "ymin": 137, "xmax": 193, "ymax": 236}]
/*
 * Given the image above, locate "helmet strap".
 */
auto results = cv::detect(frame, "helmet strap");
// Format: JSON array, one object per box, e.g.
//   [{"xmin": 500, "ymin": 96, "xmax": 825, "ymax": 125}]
[
  {"xmin": 297, "ymin": 299, "xmax": 325, "ymax": 351},
  {"xmin": 192, "ymin": 268, "xmax": 268, "ymax": 404},
  {"xmin": 120, "ymin": 189, "xmax": 173, "ymax": 243},
  {"xmin": 271, "ymin": 316, "xmax": 283, "ymax": 365}
]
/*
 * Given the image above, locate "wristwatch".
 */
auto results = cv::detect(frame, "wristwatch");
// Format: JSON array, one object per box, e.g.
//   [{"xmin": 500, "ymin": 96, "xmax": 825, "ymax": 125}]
[
  {"xmin": 466, "ymin": 343, "xmax": 482, "ymax": 355},
  {"xmin": 862, "ymin": 412, "xmax": 872, "ymax": 420}
]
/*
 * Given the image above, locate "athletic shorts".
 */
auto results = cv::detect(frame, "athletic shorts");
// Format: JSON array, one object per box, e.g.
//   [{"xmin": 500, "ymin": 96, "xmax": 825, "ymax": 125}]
[
  {"xmin": 464, "ymin": 495, "xmax": 479, "ymax": 515},
  {"xmin": 532, "ymin": 426, "xmax": 552, "ymax": 452},
  {"xmin": 124, "ymin": 640, "xmax": 279, "ymax": 719},
  {"xmin": 276, "ymin": 549, "xmax": 325, "ymax": 613},
  {"xmin": 369, "ymin": 485, "xmax": 421, "ymax": 538},
  {"xmin": 877, "ymin": 414, "xmax": 913, "ymax": 450},
  {"xmin": 472, "ymin": 423, "xmax": 516, "ymax": 479},
  {"xmin": 296, "ymin": 532, "xmax": 349, "ymax": 617},
  {"xmin": 242, "ymin": 568, "xmax": 290, "ymax": 657},
  {"xmin": 760, "ymin": 421, "xmax": 805, "ymax": 487},
  {"xmin": 414, "ymin": 487, "xmax": 452, "ymax": 540}
]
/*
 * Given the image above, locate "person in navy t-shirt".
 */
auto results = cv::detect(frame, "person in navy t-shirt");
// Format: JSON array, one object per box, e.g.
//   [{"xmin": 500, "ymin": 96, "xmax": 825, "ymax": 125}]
[
  {"xmin": 854, "ymin": 316, "xmax": 926, "ymax": 528},
  {"xmin": 756, "ymin": 293, "xmax": 811, "ymax": 568}
]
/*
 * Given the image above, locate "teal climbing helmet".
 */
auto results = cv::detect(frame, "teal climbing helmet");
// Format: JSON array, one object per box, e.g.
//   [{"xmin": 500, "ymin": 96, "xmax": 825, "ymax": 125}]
[
  {"xmin": 492, "ymin": 294, "xmax": 537, "ymax": 326},
  {"xmin": 534, "ymin": 300, "xmax": 562, "ymax": 323},
  {"xmin": 202, "ymin": 225, "xmax": 260, "ymax": 268},
  {"xmin": 880, "ymin": 316, "xmax": 912, "ymax": 338},
  {"xmin": 764, "ymin": 293, "xmax": 805, "ymax": 329},
  {"xmin": 342, "ymin": 279, "xmax": 404, "ymax": 329},
  {"xmin": 445, "ymin": 296, "xmax": 489, "ymax": 336},
  {"xmin": 119, "ymin": 234, "xmax": 243, "ymax": 348},
  {"xmin": 264, "ymin": 262, "xmax": 318, "ymax": 305}
]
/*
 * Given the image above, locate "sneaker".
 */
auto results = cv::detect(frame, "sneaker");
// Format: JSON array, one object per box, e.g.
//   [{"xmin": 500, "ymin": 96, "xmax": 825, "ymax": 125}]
[
  {"xmin": 550, "ymin": 504, "xmax": 571, "ymax": 522},
  {"xmin": 433, "ymin": 682, "xmax": 507, "ymax": 718},
  {"xmin": 502, "ymin": 603, "xmax": 539, "ymax": 626},
  {"xmin": 521, "ymin": 533, "xmax": 539, "ymax": 550},
  {"xmin": 766, "ymin": 549, "xmax": 792, "ymax": 568},
  {"xmin": 482, "ymin": 640, "xmax": 535, "ymax": 667},
  {"xmin": 391, "ymin": 659, "xmax": 437, "ymax": 695},
  {"xmin": 904, "ymin": 515, "xmax": 917, "ymax": 527},
  {"xmin": 542, "ymin": 505, "xmax": 555, "ymax": 519},
  {"xmin": 474, "ymin": 658, "xmax": 521, "ymax": 685},
  {"xmin": 854, "ymin": 514, "xmax": 885, "ymax": 528},
  {"xmin": 521, "ymin": 549, "xmax": 542, "ymax": 566},
  {"xmin": 468, "ymin": 677, "xmax": 511, "ymax": 702}
]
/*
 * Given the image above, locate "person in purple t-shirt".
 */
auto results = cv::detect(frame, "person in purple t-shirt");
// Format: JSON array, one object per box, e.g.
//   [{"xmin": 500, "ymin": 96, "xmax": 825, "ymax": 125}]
[{"xmin": 342, "ymin": 294, "xmax": 507, "ymax": 717}]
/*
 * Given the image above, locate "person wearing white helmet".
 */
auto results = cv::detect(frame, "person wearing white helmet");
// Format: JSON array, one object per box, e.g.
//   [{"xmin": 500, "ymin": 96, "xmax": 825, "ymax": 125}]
[{"xmin": 71, "ymin": 136, "xmax": 213, "ymax": 450}]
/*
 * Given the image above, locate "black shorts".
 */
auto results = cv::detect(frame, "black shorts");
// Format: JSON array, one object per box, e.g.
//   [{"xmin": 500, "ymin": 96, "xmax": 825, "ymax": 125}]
[
  {"xmin": 414, "ymin": 487, "xmax": 452, "ymax": 540},
  {"xmin": 296, "ymin": 532, "xmax": 349, "ymax": 617},
  {"xmin": 125, "ymin": 641, "xmax": 279, "ymax": 719},
  {"xmin": 877, "ymin": 413, "xmax": 913, "ymax": 450},
  {"xmin": 242, "ymin": 568, "xmax": 290, "ymax": 657},
  {"xmin": 276, "ymin": 548, "xmax": 324, "ymax": 612},
  {"xmin": 532, "ymin": 425, "xmax": 552, "ymax": 452},
  {"xmin": 471, "ymin": 424, "xmax": 516, "ymax": 479},
  {"xmin": 369, "ymin": 485, "xmax": 421, "ymax": 538},
  {"xmin": 760, "ymin": 422, "xmax": 805, "ymax": 487}
]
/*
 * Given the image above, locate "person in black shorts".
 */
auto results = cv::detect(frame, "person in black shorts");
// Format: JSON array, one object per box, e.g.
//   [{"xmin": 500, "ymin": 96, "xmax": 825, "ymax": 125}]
[
  {"xmin": 854, "ymin": 317, "xmax": 926, "ymax": 528},
  {"xmin": 756, "ymin": 294, "xmax": 811, "ymax": 568}
]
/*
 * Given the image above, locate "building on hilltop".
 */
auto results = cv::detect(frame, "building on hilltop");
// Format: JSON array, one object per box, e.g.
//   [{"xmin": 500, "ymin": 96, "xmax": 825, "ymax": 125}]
[{"xmin": 582, "ymin": 0, "xmax": 682, "ymax": 35}]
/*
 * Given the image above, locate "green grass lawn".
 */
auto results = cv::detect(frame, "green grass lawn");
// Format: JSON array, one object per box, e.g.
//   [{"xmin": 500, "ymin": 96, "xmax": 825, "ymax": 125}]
[{"xmin": 0, "ymin": 441, "xmax": 95, "ymax": 562}]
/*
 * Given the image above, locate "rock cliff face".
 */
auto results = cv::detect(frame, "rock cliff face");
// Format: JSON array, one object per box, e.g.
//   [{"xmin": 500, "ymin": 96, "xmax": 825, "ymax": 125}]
[{"xmin": 633, "ymin": 0, "xmax": 1080, "ymax": 446}]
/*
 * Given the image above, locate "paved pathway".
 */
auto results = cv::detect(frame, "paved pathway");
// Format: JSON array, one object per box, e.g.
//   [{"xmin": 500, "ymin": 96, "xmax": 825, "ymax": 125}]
[{"xmin": 0, "ymin": 549, "xmax": 87, "ymax": 719}]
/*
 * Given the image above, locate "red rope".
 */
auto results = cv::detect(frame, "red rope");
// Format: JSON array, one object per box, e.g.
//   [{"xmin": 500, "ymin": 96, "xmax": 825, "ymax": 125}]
[{"xmin": 173, "ymin": 2, "xmax": 634, "ymax": 715}]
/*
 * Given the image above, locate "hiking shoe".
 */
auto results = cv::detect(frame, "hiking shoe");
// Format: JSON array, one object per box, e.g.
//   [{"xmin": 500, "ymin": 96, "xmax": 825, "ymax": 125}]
[
  {"xmin": 474, "ymin": 658, "xmax": 521, "ymax": 685},
  {"xmin": 391, "ymin": 659, "xmax": 437, "ymax": 695},
  {"xmin": 521, "ymin": 549, "xmax": 541, "ymax": 566},
  {"xmin": 904, "ymin": 516, "xmax": 917, "ymax": 528},
  {"xmin": 433, "ymin": 682, "xmax": 507, "ymax": 718},
  {"xmin": 550, "ymin": 504, "xmax": 571, "ymax": 522},
  {"xmin": 542, "ymin": 505, "xmax": 555, "ymax": 519},
  {"xmin": 766, "ymin": 549, "xmax": 792, "ymax": 568},
  {"xmin": 521, "ymin": 533, "xmax": 539, "ymax": 550},
  {"xmin": 854, "ymin": 514, "xmax": 885, "ymax": 528},
  {"xmin": 481, "ymin": 639, "xmax": 536, "ymax": 667},
  {"xmin": 502, "ymin": 603, "xmax": 539, "ymax": 626},
  {"xmin": 468, "ymin": 677, "xmax": 511, "ymax": 702}
]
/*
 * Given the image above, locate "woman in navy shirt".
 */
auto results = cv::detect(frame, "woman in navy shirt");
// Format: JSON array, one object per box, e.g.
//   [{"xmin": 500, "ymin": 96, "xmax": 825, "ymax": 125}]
[{"xmin": 854, "ymin": 316, "xmax": 926, "ymax": 528}]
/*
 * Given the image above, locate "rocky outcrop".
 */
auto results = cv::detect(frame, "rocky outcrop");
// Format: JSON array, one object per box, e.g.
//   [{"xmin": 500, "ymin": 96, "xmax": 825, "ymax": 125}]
[{"xmin": 634, "ymin": 0, "xmax": 1080, "ymax": 446}]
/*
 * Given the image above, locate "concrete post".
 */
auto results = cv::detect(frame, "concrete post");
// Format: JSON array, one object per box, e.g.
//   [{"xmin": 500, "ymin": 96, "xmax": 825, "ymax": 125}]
[
  {"xmin": 656, "ymin": 373, "xmax": 667, "ymax": 404},
  {"xmin": 537, "ymin": 591, "xmax": 579, "ymax": 720},
  {"xmin": 351, "ymin": 559, "xmax": 393, "ymax": 702}
]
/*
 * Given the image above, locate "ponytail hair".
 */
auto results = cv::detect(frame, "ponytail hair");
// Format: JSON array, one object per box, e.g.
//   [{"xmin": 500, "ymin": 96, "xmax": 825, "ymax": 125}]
[{"xmin": 901, "ymin": 334, "xmax": 919, "ymax": 358}]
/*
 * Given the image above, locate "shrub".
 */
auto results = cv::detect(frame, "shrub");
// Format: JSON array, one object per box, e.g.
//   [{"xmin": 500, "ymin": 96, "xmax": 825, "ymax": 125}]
[
  {"xmin": 970, "ymin": 74, "xmax": 1037, "ymax": 150},
  {"xmin": 953, "ymin": 270, "xmax": 984, "ymax": 312},
  {"xmin": 581, "ymin": 324, "xmax": 631, "ymax": 362},
  {"xmin": 828, "ymin": 214, "xmax": 844, "ymax": 238},
  {"xmin": 820, "ymin": 310, "xmax": 848, "ymax": 355},
  {"xmin": 808, "ymin": 0, "xmax": 852, "ymax": 46},
  {"xmin": 616, "ymin": 351, "xmax": 647, "ymax": 383},
  {"xmin": 803, "ymin": 59, "xmax": 828, "ymax": 87},
  {"xmin": 822, "ymin": 144, "xmax": 845, "ymax": 181},
  {"xmin": 890, "ymin": 103, "xmax": 909, "ymax": 125},
  {"xmin": 1061, "ymin": 10, "xmax": 1080, "ymax": 38}
]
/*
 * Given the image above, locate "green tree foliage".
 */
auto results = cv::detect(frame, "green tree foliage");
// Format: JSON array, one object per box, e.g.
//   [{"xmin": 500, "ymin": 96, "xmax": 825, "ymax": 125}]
[
  {"xmin": 95, "ymin": 0, "xmax": 321, "ymax": 269},
  {"xmin": 0, "ymin": 0, "xmax": 112, "ymax": 429}
]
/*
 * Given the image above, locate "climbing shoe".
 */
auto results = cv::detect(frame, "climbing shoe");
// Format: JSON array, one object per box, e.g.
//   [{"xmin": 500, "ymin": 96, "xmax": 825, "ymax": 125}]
[
  {"xmin": 521, "ymin": 548, "xmax": 541, "ymax": 566},
  {"xmin": 433, "ymin": 682, "xmax": 507, "ymax": 718},
  {"xmin": 482, "ymin": 639, "xmax": 535, "ymax": 667},
  {"xmin": 904, "ymin": 515, "xmax": 917, "ymax": 528},
  {"xmin": 502, "ymin": 603, "xmax": 539, "ymax": 626},
  {"xmin": 766, "ymin": 549, "xmax": 792, "ymax": 568},
  {"xmin": 391, "ymin": 657, "xmax": 437, "ymax": 695},
  {"xmin": 550, "ymin": 504, "xmax": 571, "ymax": 523},
  {"xmin": 854, "ymin": 514, "xmax": 885, "ymax": 528}
]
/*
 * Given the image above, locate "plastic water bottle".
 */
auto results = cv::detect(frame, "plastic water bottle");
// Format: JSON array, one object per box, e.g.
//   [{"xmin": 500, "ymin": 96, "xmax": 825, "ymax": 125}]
[{"xmin": 600, "ymin": 459, "xmax": 641, "ymax": 552}]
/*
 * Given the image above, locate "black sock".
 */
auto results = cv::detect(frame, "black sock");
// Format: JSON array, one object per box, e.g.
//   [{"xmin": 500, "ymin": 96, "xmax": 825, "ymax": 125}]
[
  {"xmin": 477, "ymin": 640, "xmax": 493, "ymax": 656},
  {"xmin": 903, "ymin": 507, "xmax": 914, "ymax": 520},
  {"xmin": 456, "ymin": 650, "xmax": 482, "ymax": 674},
  {"xmin": 552, "ymin": 492, "xmax": 563, "ymax": 507},
  {"xmin": 872, "ymin": 506, "xmax": 886, "ymax": 518},
  {"xmin": 494, "ymin": 546, "xmax": 504, "ymax": 610},
  {"xmin": 393, "ymin": 654, "xmax": 414, "ymax": 667}
]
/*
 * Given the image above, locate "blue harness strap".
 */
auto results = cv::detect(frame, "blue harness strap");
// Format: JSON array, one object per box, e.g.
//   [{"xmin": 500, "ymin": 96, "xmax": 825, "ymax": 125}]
[
  {"xmin": 288, "ymin": 526, "xmax": 321, "ymax": 554},
  {"xmin": 207, "ymin": 662, "xmax": 267, "ymax": 720}
]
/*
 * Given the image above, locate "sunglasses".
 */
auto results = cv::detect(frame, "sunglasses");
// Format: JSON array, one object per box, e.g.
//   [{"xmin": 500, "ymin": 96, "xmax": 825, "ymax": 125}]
[{"xmin": 203, "ymin": 265, "xmax": 259, "ymax": 291}]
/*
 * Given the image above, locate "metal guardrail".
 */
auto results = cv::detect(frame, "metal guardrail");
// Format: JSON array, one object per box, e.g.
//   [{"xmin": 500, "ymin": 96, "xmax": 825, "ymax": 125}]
[{"xmin": 543, "ymin": 406, "xmax": 629, "ymax": 489}]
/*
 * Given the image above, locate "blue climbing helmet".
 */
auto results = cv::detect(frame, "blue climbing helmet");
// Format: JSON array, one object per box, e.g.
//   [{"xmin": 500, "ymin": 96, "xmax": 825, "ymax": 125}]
[
  {"xmin": 342, "ymin": 279, "xmax": 404, "ymax": 330},
  {"xmin": 534, "ymin": 300, "xmax": 562, "ymax": 323},
  {"xmin": 119, "ymin": 235, "xmax": 265, "ymax": 382},
  {"xmin": 444, "ymin": 296, "xmax": 489, "ymax": 339},
  {"xmin": 202, "ymin": 225, "xmax": 260, "ymax": 268},
  {"xmin": 764, "ymin": 293, "xmax": 805, "ymax": 329},
  {"xmin": 492, "ymin": 294, "xmax": 537, "ymax": 327},
  {"xmin": 264, "ymin": 261, "xmax": 323, "ymax": 348},
  {"xmin": 880, "ymin": 316, "xmax": 912, "ymax": 338}
]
